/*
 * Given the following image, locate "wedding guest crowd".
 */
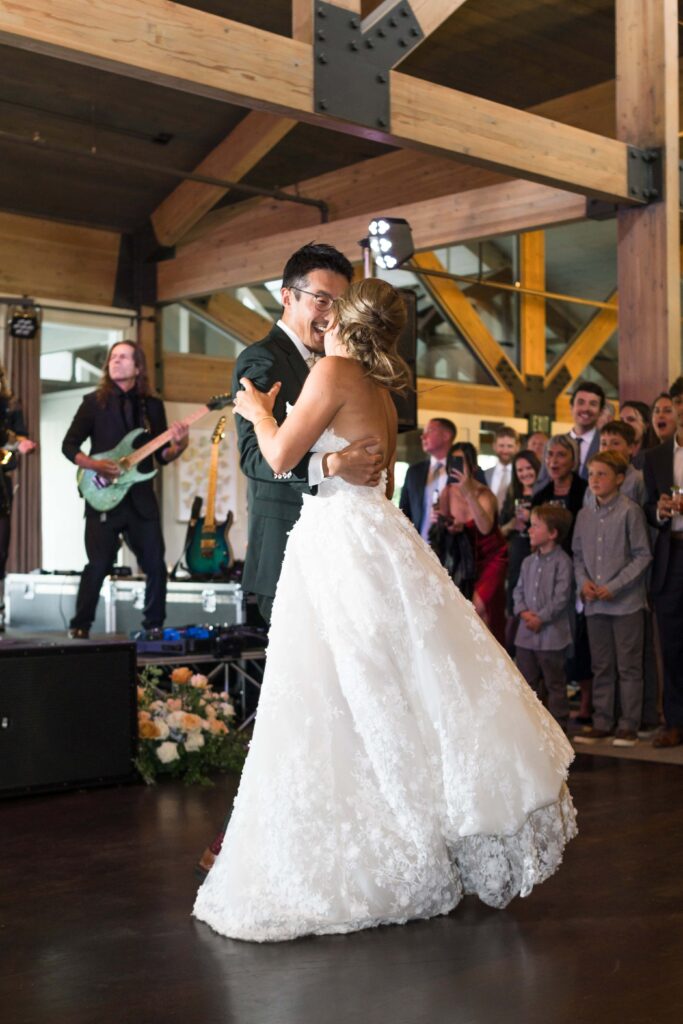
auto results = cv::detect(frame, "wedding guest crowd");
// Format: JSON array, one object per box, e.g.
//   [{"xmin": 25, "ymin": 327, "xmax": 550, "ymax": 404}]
[{"xmin": 402, "ymin": 374, "xmax": 683, "ymax": 749}]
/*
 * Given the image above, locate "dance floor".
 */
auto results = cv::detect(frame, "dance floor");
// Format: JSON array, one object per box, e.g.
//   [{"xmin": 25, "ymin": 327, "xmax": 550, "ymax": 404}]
[{"xmin": 2, "ymin": 755, "xmax": 682, "ymax": 1024}]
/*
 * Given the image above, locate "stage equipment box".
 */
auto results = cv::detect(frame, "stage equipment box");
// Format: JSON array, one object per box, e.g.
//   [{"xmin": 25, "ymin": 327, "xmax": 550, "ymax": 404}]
[
  {"xmin": 109, "ymin": 579, "xmax": 244, "ymax": 634},
  {"xmin": 0, "ymin": 640, "xmax": 137, "ymax": 796},
  {"xmin": 5, "ymin": 573, "xmax": 108, "ymax": 634}
]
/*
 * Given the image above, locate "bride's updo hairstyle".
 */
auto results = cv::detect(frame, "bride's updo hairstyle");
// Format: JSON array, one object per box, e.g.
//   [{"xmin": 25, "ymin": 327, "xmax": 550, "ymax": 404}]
[{"xmin": 331, "ymin": 278, "xmax": 412, "ymax": 394}]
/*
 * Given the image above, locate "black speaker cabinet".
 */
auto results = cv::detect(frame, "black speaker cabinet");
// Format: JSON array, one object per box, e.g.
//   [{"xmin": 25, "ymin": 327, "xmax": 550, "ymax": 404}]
[
  {"xmin": 395, "ymin": 288, "xmax": 418, "ymax": 433},
  {"xmin": 0, "ymin": 642, "xmax": 138, "ymax": 796}
]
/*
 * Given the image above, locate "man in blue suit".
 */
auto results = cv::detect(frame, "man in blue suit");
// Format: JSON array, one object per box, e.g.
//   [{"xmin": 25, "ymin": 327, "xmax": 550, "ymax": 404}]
[{"xmin": 400, "ymin": 418, "xmax": 457, "ymax": 540}]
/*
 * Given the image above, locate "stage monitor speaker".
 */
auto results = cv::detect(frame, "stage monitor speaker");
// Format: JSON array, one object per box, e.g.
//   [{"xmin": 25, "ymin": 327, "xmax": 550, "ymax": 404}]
[
  {"xmin": 0, "ymin": 642, "xmax": 138, "ymax": 797},
  {"xmin": 394, "ymin": 288, "xmax": 418, "ymax": 433}
]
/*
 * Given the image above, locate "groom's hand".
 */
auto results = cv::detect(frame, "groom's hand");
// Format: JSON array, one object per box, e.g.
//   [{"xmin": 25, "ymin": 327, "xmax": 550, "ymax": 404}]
[{"xmin": 324, "ymin": 437, "xmax": 383, "ymax": 487}]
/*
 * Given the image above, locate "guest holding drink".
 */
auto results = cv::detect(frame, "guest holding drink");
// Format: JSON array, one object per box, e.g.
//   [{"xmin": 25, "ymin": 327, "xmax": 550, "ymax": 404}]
[
  {"xmin": 643, "ymin": 377, "xmax": 683, "ymax": 748},
  {"xmin": 532, "ymin": 436, "xmax": 587, "ymax": 553}
]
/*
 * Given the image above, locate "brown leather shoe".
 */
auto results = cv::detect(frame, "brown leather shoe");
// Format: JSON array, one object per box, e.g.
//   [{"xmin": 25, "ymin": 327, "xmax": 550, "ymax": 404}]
[
  {"xmin": 652, "ymin": 727, "xmax": 683, "ymax": 749},
  {"xmin": 195, "ymin": 847, "xmax": 216, "ymax": 881}
]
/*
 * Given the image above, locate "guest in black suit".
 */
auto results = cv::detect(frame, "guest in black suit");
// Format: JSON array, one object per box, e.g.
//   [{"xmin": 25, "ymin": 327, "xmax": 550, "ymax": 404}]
[
  {"xmin": 62, "ymin": 341, "xmax": 189, "ymax": 639},
  {"xmin": 643, "ymin": 376, "xmax": 683, "ymax": 748},
  {"xmin": 399, "ymin": 418, "xmax": 456, "ymax": 540}
]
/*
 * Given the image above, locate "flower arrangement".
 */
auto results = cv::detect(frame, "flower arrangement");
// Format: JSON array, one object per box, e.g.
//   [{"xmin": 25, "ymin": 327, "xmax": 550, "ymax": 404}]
[{"xmin": 135, "ymin": 665, "xmax": 248, "ymax": 785}]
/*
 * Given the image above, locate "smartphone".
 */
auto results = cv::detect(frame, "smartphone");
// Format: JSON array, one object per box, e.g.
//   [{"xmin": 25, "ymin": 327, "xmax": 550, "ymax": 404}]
[{"xmin": 446, "ymin": 454, "xmax": 464, "ymax": 480}]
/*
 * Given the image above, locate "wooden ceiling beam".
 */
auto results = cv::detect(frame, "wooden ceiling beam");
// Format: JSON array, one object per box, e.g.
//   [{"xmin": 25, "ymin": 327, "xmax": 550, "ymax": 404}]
[
  {"xmin": 364, "ymin": 0, "xmax": 470, "ymax": 56},
  {"xmin": 544, "ymin": 292, "xmax": 618, "ymax": 391},
  {"xmin": 417, "ymin": 378, "xmax": 515, "ymax": 418},
  {"xmin": 411, "ymin": 251, "xmax": 523, "ymax": 388},
  {"xmin": 181, "ymin": 74, "xmax": 621, "ymax": 249},
  {"xmin": 0, "ymin": 0, "xmax": 632, "ymax": 202},
  {"xmin": 202, "ymin": 293, "xmax": 272, "ymax": 346},
  {"xmin": 150, "ymin": 112, "xmax": 296, "ymax": 247},
  {"xmin": 158, "ymin": 179, "xmax": 587, "ymax": 301}
]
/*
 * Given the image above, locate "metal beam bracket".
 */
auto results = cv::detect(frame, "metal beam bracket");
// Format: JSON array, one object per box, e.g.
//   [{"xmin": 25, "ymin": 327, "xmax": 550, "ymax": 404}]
[
  {"xmin": 314, "ymin": 2, "xmax": 424, "ymax": 130},
  {"xmin": 626, "ymin": 146, "xmax": 663, "ymax": 204}
]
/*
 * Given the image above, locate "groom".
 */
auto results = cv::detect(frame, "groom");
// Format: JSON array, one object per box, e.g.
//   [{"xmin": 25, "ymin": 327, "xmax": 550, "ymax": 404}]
[
  {"xmin": 196, "ymin": 244, "xmax": 383, "ymax": 879},
  {"xmin": 233, "ymin": 242, "xmax": 382, "ymax": 623}
]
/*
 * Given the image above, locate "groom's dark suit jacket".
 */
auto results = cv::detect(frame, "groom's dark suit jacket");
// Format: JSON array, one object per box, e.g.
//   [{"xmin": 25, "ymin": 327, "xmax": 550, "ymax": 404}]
[
  {"xmin": 233, "ymin": 325, "xmax": 312, "ymax": 600},
  {"xmin": 643, "ymin": 437, "xmax": 676, "ymax": 595}
]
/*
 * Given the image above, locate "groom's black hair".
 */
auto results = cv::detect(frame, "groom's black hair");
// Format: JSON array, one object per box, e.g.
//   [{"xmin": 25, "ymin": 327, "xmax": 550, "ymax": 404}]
[{"xmin": 282, "ymin": 243, "xmax": 354, "ymax": 289}]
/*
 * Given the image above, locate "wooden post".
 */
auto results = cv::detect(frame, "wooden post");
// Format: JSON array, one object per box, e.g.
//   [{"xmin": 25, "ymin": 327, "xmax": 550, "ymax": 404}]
[
  {"xmin": 519, "ymin": 231, "xmax": 546, "ymax": 380},
  {"xmin": 616, "ymin": 0, "xmax": 681, "ymax": 399}
]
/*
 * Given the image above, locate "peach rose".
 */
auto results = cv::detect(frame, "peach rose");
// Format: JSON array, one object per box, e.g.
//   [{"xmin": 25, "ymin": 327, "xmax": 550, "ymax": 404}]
[
  {"xmin": 166, "ymin": 698, "xmax": 182, "ymax": 711},
  {"xmin": 190, "ymin": 674, "xmax": 209, "ymax": 689},
  {"xmin": 208, "ymin": 718, "xmax": 228, "ymax": 735},
  {"xmin": 138, "ymin": 710, "xmax": 151, "ymax": 724},
  {"xmin": 181, "ymin": 712, "xmax": 204, "ymax": 732},
  {"xmin": 171, "ymin": 667, "xmax": 193, "ymax": 685},
  {"xmin": 137, "ymin": 685, "xmax": 145, "ymax": 701},
  {"xmin": 139, "ymin": 720, "xmax": 162, "ymax": 740}
]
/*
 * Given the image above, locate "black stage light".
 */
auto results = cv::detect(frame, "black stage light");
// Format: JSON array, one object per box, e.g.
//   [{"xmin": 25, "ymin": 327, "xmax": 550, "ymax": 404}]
[{"xmin": 368, "ymin": 217, "xmax": 415, "ymax": 269}]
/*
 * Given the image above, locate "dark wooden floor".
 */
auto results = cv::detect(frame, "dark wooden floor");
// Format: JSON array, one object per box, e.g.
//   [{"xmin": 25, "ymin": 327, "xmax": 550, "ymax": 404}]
[{"xmin": 1, "ymin": 755, "xmax": 682, "ymax": 1024}]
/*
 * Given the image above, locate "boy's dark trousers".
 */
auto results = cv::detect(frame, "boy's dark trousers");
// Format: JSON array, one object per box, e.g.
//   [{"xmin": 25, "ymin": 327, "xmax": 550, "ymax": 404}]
[
  {"xmin": 515, "ymin": 647, "xmax": 569, "ymax": 729},
  {"xmin": 586, "ymin": 610, "xmax": 644, "ymax": 733}
]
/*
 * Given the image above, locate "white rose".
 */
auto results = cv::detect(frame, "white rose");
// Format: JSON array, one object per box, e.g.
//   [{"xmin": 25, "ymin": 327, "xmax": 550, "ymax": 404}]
[
  {"xmin": 220, "ymin": 703, "xmax": 236, "ymax": 718},
  {"xmin": 154, "ymin": 719, "xmax": 170, "ymax": 740},
  {"xmin": 166, "ymin": 711, "xmax": 185, "ymax": 729},
  {"xmin": 156, "ymin": 741, "xmax": 179, "ymax": 764},
  {"xmin": 185, "ymin": 731, "xmax": 205, "ymax": 752}
]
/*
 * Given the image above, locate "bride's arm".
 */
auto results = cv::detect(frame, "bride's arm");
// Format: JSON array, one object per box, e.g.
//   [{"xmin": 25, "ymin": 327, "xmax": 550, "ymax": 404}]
[{"xmin": 235, "ymin": 360, "xmax": 345, "ymax": 475}]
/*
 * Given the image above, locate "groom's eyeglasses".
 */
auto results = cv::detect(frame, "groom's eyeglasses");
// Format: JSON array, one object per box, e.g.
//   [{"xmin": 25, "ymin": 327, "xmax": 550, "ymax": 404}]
[{"xmin": 292, "ymin": 287, "xmax": 334, "ymax": 313}]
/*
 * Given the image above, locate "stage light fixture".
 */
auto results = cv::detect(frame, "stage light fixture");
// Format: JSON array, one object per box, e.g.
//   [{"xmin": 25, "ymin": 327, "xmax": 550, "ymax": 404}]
[{"xmin": 367, "ymin": 217, "xmax": 414, "ymax": 270}]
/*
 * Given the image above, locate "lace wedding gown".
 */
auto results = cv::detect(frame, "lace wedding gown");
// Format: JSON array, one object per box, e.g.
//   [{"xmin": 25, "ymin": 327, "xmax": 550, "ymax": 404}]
[{"xmin": 193, "ymin": 426, "xmax": 577, "ymax": 943}]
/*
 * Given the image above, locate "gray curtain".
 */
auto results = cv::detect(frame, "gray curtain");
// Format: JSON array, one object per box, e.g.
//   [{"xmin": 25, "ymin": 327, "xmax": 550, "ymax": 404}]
[{"xmin": 4, "ymin": 305, "xmax": 42, "ymax": 573}]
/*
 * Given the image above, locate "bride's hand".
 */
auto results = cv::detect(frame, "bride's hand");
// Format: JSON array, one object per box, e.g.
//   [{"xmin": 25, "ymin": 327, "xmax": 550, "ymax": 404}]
[{"xmin": 234, "ymin": 378, "xmax": 281, "ymax": 424}]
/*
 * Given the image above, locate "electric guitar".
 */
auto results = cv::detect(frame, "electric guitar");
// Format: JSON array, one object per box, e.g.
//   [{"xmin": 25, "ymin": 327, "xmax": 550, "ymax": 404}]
[
  {"xmin": 77, "ymin": 393, "xmax": 232, "ymax": 512},
  {"xmin": 186, "ymin": 416, "xmax": 233, "ymax": 576}
]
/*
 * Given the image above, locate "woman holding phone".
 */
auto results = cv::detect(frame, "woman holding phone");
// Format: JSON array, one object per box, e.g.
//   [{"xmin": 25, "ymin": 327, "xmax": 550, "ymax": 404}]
[{"xmin": 435, "ymin": 442, "xmax": 508, "ymax": 643}]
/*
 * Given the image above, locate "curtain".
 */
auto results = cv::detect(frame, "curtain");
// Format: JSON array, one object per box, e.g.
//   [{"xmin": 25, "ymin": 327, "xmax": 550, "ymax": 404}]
[{"xmin": 4, "ymin": 305, "xmax": 42, "ymax": 573}]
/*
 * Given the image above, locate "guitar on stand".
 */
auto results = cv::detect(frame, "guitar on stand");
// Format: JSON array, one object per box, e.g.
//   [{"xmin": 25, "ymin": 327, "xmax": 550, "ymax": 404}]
[
  {"xmin": 77, "ymin": 393, "xmax": 232, "ymax": 512},
  {"xmin": 186, "ymin": 416, "xmax": 233, "ymax": 577}
]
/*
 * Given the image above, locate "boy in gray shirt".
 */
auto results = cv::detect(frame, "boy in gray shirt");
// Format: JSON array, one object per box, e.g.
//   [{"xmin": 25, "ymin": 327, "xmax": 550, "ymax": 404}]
[
  {"xmin": 513, "ymin": 504, "xmax": 574, "ymax": 730},
  {"xmin": 573, "ymin": 450, "xmax": 652, "ymax": 747}
]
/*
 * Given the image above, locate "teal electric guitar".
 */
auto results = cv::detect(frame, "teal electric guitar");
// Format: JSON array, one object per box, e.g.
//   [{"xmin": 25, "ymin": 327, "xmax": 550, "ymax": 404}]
[
  {"xmin": 186, "ymin": 417, "xmax": 233, "ymax": 576},
  {"xmin": 77, "ymin": 394, "xmax": 232, "ymax": 512}
]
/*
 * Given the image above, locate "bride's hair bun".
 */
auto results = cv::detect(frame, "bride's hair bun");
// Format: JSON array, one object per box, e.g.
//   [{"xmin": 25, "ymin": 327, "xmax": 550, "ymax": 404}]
[{"xmin": 331, "ymin": 279, "xmax": 412, "ymax": 393}]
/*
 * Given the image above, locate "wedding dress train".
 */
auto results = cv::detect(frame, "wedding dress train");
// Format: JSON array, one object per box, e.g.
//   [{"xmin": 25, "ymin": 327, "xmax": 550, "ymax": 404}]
[{"xmin": 193, "ymin": 426, "xmax": 577, "ymax": 942}]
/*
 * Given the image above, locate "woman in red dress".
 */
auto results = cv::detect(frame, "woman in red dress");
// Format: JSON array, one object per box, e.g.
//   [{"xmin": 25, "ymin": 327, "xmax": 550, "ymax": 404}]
[{"xmin": 436, "ymin": 442, "xmax": 508, "ymax": 644}]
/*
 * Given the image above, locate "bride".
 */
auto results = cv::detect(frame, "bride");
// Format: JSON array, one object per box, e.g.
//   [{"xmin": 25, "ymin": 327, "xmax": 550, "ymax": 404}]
[{"xmin": 193, "ymin": 278, "xmax": 577, "ymax": 943}]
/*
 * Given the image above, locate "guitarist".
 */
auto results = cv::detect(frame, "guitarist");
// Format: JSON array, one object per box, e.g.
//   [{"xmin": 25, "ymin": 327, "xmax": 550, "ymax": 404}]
[
  {"xmin": 62, "ymin": 340, "xmax": 188, "ymax": 639},
  {"xmin": 0, "ymin": 359, "xmax": 37, "ymax": 631}
]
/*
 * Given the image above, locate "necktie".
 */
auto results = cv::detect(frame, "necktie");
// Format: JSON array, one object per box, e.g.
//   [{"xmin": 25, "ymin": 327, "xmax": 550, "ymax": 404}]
[{"xmin": 574, "ymin": 435, "xmax": 584, "ymax": 470}]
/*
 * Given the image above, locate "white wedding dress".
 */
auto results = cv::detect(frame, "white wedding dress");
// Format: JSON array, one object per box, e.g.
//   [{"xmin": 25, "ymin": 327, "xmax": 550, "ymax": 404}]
[{"xmin": 193, "ymin": 425, "xmax": 577, "ymax": 943}]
